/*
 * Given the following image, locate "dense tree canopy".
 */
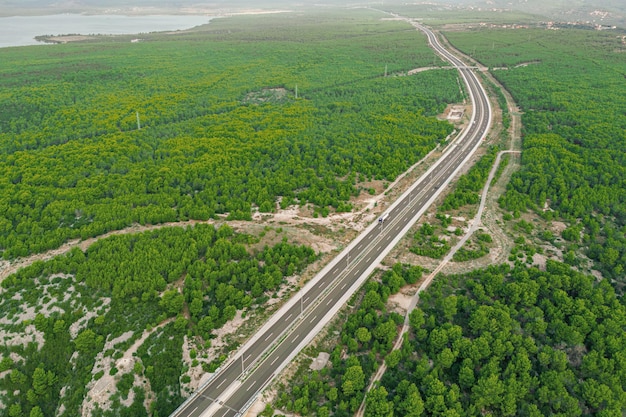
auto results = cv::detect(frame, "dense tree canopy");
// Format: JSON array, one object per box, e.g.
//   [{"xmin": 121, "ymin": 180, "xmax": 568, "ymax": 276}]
[
  {"xmin": 445, "ymin": 28, "xmax": 626, "ymax": 281},
  {"xmin": 0, "ymin": 11, "xmax": 459, "ymax": 258},
  {"xmin": 0, "ymin": 224, "xmax": 315, "ymax": 416},
  {"xmin": 378, "ymin": 262, "xmax": 626, "ymax": 416},
  {"xmin": 274, "ymin": 264, "xmax": 423, "ymax": 417}
]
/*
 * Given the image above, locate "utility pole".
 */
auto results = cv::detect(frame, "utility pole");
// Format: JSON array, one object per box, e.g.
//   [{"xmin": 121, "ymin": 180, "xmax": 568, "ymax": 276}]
[
  {"xmin": 384, "ymin": 64, "xmax": 388, "ymax": 77},
  {"xmin": 136, "ymin": 111, "xmax": 141, "ymax": 130},
  {"xmin": 295, "ymin": 84, "xmax": 298, "ymax": 99}
]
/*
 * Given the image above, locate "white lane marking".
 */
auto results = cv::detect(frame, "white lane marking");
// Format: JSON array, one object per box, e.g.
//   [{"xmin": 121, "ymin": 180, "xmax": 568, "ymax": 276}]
[
  {"xmin": 357, "ymin": 244, "xmax": 363, "ymax": 250},
  {"xmin": 310, "ymin": 315, "xmax": 318, "ymax": 324},
  {"xmin": 377, "ymin": 245, "xmax": 382, "ymax": 251},
  {"xmin": 219, "ymin": 409, "xmax": 229, "ymax": 417},
  {"xmin": 271, "ymin": 356, "xmax": 280, "ymax": 366},
  {"xmin": 304, "ymin": 296, "xmax": 310, "ymax": 303},
  {"xmin": 216, "ymin": 378, "xmax": 227, "ymax": 389},
  {"xmin": 246, "ymin": 381, "xmax": 256, "ymax": 392},
  {"xmin": 292, "ymin": 335, "xmax": 299, "ymax": 343},
  {"xmin": 366, "ymin": 257, "xmax": 371, "ymax": 263},
  {"xmin": 190, "ymin": 406, "xmax": 198, "ymax": 415},
  {"xmin": 285, "ymin": 313, "xmax": 292, "ymax": 321},
  {"xmin": 341, "ymin": 283, "xmax": 347, "ymax": 290},
  {"xmin": 327, "ymin": 298, "xmax": 333, "ymax": 306},
  {"xmin": 264, "ymin": 332, "xmax": 274, "ymax": 342}
]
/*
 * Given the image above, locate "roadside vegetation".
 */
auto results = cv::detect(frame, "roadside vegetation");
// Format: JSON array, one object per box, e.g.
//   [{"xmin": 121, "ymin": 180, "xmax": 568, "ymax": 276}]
[
  {"xmin": 410, "ymin": 222, "xmax": 452, "ymax": 260},
  {"xmin": 378, "ymin": 262, "xmax": 626, "ymax": 416},
  {"xmin": 0, "ymin": 9, "xmax": 468, "ymax": 416},
  {"xmin": 439, "ymin": 147, "xmax": 498, "ymax": 213},
  {"xmin": 0, "ymin": 224, "xmax": 315, "ymax": 416},
  {"xmin": 4, "ymin": 6, "xmax": 626, "ymax": 417},
  {"xmin": 410, "ymin": 147, "xmax": 501, "ymax": 262},
  {"xmin": 276, "ymin": 21, "xmax": 626, "ymax": 417},
  {"xmin": 445, "ymin": 27, "xmax": 626, "ymax": 285},
  {"xmin": 0, "ymin": 10, "xmax": 460, "ymax": 259},
  {"xmin": 270, "ymin": 264, "xmax": 422, "ymax": 417}
]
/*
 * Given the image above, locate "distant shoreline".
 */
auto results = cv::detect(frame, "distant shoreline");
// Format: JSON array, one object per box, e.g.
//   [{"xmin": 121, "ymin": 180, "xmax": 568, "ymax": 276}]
[
  {"xmin": 0, "ymin": 6, "xmax": 292, "ymax": 18},
  {"xmin": 0, "ymin": 14, "xmax": 214, "ymax": 48},
  {"xmin": 0, "ymin": 9, "xmax": 293, "ymax": 48}
]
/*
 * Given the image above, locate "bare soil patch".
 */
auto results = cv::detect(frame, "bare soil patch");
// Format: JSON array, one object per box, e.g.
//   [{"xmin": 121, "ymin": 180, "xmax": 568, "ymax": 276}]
[
  {"xmin": 551, "ymin": 221, "xmax": 568, "ymax": 234},
  {"xmin": 0, "ymin": 325, "xmax": 44, "ymax": 351},
  {"xmin": 82, "ymin": 319, "xmax": 173, "ymax": 416},
  {"xmin": 309, "ymin": 352, "xmax": 330, "ymax": 371},
  {"xmin": 441, "ymin": 104, "xmax": 466, "ymax": 121},
  {"xmin": 243, "ymin": 87, "xmax": 289, "ymax": 104},
  {"xmin": 387, "ymin": 289, "xmax": 414, "ymax": 316}
]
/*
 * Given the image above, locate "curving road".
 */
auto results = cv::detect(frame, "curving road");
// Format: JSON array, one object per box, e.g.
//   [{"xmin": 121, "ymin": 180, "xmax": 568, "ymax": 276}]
[{"xmin": 171, "ymin": 19, "xmax": 492, "ymax": 417}]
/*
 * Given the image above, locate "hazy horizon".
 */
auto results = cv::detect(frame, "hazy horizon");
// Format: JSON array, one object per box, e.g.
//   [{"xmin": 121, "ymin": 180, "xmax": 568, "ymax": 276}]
[{"xmin": 0, "ymin": 0, "xmax": 624, "ymax": 27}]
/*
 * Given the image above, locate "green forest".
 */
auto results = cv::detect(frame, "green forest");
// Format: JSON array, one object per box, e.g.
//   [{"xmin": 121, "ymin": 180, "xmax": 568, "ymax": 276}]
[
  {"xmin": 0, "ymin": 10, "xmax": 460, "ymax": 258},
  {"xmin": 4, "ymin": 6, "xmax": 626, "ymax": 417},
  {"xmin": 0, "ymin": 224, "xmax": 316, "ymax": 416},
  {"xmin": 0, "ymin": 10, "xmax": 468, "ymax": 417},
  {"xmin": 377, "ymin": 262, "xmax": 626, "ymax": 416},
  {"xmin": 272, "ymin": 264, "xmax": 423, "ymax": 417},
  {"xmin": 272, "ymin": 261, "xmax": 626, "ymax": 417},
  {"xmin": 270, "ymin": 22, "xmax": 626, "ymax": 417},
  {"xmin": 445, "ymin": 28, "xmax": 626, "ymax": 283}
]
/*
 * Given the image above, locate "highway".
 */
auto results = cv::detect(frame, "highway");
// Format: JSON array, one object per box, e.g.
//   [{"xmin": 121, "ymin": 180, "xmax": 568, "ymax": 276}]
[{"xmin": 171, "ymin": 19, "xmax": 492, "ymax": 417}]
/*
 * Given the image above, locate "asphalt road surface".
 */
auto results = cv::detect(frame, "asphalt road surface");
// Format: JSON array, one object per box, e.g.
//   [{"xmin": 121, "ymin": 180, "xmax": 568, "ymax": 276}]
[{"xmin": 171, "ymin": 19, "xmax": 492, "ymax": 417}]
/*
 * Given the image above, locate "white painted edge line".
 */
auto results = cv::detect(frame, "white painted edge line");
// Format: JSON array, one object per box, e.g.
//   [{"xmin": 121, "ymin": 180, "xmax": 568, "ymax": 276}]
[{"xmin": 175, "ymin": 19, "xmax": 492, "ymax": 417}]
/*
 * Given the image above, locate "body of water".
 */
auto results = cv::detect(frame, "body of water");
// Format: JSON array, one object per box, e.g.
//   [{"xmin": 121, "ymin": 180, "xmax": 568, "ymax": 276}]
[{"xmin": 0, "ymin": 14, "xmax": 213, "ymax": 48}]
